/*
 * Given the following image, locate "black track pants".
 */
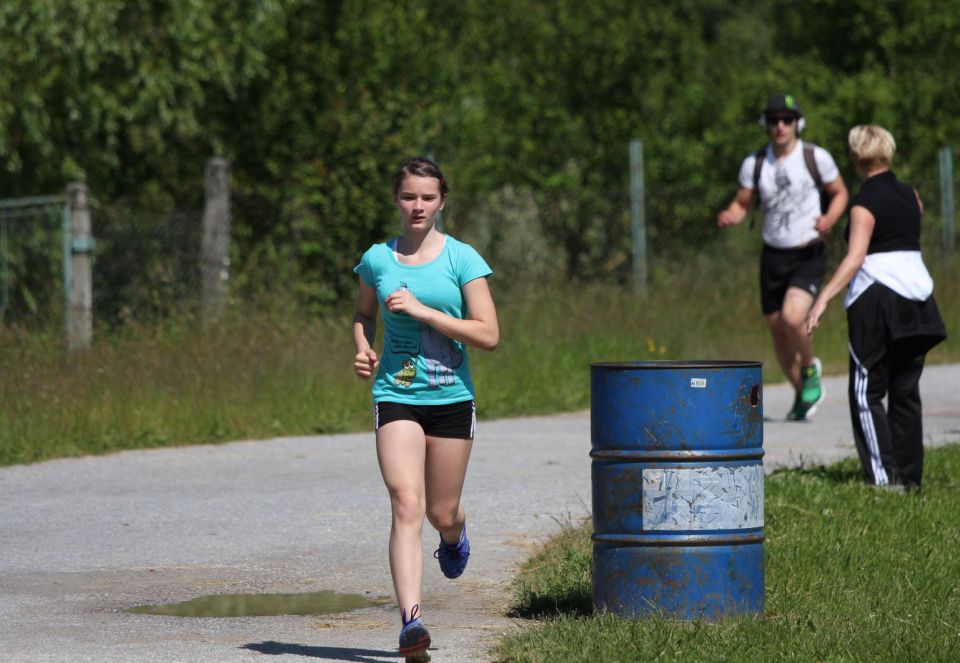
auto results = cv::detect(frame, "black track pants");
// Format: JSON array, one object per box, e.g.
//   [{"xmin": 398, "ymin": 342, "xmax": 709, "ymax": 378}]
[{"xmin": 847, "ymin": 344, "xmax": 925, "ymax": 487}]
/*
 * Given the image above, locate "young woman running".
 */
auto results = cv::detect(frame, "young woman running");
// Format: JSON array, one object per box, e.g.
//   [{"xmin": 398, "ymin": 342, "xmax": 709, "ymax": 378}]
[{"xmin": 352, "ymin": 157, "xmax": 499, "ymax": 661}]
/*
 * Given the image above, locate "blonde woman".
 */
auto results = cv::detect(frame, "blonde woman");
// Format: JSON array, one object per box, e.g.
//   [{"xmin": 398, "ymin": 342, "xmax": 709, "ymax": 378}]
[{"xmin": 805, "ymin": 125, "xmax": 946, "ymax": 491}]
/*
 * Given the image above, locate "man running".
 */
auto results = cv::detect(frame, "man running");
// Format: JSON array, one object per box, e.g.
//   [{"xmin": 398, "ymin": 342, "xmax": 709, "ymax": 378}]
[{"xmin": 718, "ymin": 94, "xmax": 849, "ymax": 420}]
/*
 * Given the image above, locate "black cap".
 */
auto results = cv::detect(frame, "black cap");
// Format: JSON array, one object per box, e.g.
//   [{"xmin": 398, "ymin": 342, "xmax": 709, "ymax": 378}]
[{"xmin": 764, "ymin": 94, "xmax": 803, "ymax": 116}]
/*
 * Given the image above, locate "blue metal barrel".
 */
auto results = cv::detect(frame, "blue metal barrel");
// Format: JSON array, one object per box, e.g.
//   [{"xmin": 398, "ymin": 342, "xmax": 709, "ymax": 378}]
[{"xmin": 591, "ymin": 360, "xmax": 764, "ymax": 620}]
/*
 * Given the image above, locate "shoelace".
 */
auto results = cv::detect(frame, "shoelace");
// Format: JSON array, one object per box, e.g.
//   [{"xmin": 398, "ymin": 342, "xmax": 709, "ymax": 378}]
[
  {"xmin": 434, "ymin": 528, "xmax": 464, "ymax": 559},
  {"xmin": 434, "ymin": 540, "xmax": 458, "ymax": 560},
  {"xmin": 401, "ymin": 603, "xmax": 421, "ymax": 627}
]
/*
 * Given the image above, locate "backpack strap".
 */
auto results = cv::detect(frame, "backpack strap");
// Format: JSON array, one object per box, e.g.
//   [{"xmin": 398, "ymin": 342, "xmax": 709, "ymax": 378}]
[
  {"xmin": 751, "ymin": 147, "xmax": 766, "ymax": 200},
  {"xmin": 803, "ymin": 143, "xmax": 824, "ymax": 190},
  {"xmin": 749, "ymin": 147, "xmax": 766, "ymax": 230}
]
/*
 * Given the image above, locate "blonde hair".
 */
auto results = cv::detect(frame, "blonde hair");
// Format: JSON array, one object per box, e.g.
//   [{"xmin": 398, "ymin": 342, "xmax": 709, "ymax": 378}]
[{"xmin": 848, "ymin": 125, "xmax": 896, "ymax": 175}]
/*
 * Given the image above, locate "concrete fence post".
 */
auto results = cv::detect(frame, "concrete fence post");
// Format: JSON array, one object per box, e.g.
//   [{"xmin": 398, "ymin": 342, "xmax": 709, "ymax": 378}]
[
  {"xmin": 629, "ymin": 139, "xmax": 647, "ymax": 294},
  {"xmin": 66, "ymin": 182, "xmax": 93, "ymax": 350},
  {"xmin": 202, "ymin": 158, "xmax": 231, "ymax": 322}
]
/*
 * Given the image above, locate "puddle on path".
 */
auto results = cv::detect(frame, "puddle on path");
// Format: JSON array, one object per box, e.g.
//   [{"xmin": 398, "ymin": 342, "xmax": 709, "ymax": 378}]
[{"xmin": 129, "ymin": 590, "xmax": 390, "ymax": 618}]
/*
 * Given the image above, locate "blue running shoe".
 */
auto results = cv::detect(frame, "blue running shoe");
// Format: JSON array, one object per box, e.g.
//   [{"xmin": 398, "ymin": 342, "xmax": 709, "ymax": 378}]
[
  {"xmin": 399, "ymin": 604, "xmax": 430, "ymax": 659},
  {"xmin": 434, "ymin": 524, "xmax": 470, "ymax": 579}
]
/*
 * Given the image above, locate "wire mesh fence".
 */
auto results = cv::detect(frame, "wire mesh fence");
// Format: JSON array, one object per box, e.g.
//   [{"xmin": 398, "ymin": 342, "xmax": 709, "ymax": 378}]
[
  {"xmin": 91, "ymin": 203, "xmax": 203, "ymax": 327},
  {"xmin": 0, "ymin": 149, "xmax": 956, "ymax": 336},
  {"xmin": 0, "ymin": 197, "xmax": 66, "ymax": 327}
]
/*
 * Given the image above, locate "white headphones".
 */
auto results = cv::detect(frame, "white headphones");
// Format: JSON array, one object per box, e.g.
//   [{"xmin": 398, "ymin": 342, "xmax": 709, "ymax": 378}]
[{"xmin": 759, "ymin": 114, "xmax": 806, "ymax": 135}]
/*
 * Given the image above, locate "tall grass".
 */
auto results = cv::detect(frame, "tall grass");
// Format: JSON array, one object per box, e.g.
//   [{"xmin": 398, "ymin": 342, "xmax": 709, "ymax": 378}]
[
  {"xmin": 472, "ymin": 244, "xmax": 958, "ymax": 417},
  {"xmin": 495, "ymin": 445, "xmax": 960, "ymax": 662},
  {"xmin": 1, "ymin": 246, "xmax": 956, "ymax": 466},
  {"xmin": 0, "ymin": 301, "xmax": 369, "ymax": 465}
]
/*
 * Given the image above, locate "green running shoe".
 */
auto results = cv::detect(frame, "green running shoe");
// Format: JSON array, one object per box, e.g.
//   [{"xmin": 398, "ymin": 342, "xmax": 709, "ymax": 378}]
[
  {"xmin": 801, "ymin": 357, "xmax": 824, "ymax": 414},
  {"xmin": 787, "ymin": 357, "xmax": 825, "ymax": 421},
  {"xmin": 786, "ymin": 391, "xmax": 806, "ymax": 421}
]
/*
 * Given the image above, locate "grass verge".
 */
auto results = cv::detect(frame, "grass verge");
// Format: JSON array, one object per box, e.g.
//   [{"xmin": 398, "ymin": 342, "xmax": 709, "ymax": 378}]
[{"xmin": 494, "ymin": 445, "xmax": 960, "ymax": 662}]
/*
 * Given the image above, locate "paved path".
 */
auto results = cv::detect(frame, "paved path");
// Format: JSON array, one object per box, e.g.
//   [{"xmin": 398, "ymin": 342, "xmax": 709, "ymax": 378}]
[{"xmin": 1, "ymin": 365, "xmax": 958, "ymax": 663}]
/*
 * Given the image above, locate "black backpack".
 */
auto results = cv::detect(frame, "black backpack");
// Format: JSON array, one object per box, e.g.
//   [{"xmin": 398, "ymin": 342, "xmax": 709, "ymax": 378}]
[{"xmin": 752, "ymin": 143, "xmax": 829, "ymax": 214}]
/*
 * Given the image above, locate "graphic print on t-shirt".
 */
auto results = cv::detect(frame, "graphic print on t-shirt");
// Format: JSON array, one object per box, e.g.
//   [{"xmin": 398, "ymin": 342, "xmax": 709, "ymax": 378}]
[
  {"xmin": 769, "ymin": 163, "xmax": 807, "ymax": 234},
  {"xmin": 420, "ymin": 324, "xmax": 462, "ymax": 388},
  {"xmin": 390, "ymin": 336, "xmax": 420, "ymax": 355},
  {"xmin": 394, "ymin": 359, "xmax": 416, "ymax": 387}
]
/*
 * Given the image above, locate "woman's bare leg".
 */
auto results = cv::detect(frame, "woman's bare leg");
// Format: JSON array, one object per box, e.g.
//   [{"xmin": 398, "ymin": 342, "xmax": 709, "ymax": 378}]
[
  {"xmin": 424, "ymin": 436, "xmax": 473, "ymax": 544},
  {"xmin": 376, "ymin": 421, "xmax": 428, "ymax": 617}
]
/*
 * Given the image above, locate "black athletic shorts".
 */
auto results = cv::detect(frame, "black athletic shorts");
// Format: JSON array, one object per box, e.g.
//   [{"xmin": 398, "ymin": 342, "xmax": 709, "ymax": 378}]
[
  {"xmin": 759, "ymin": 242, "xmax": 827, "ymax": 314},
  {"xmin": 374, "ymin": 400, "xmax": 476, "ymax": 439}
]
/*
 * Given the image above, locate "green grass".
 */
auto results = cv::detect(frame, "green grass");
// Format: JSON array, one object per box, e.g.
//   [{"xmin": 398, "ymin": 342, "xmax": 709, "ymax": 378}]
[
  {"xmin": 494, "ymin": 446, "xmax": 960, "ymax": 662},
  {"xmin": 1, "ymin": 246, "xmax": 957, "ymax": 466},
  {"xmin": 0, "ymin": 301, "xmax": 371, "ymax": 464},
  {"xmin": 474, "ymin": 245, "xmax": 959, "ymax": 419}
]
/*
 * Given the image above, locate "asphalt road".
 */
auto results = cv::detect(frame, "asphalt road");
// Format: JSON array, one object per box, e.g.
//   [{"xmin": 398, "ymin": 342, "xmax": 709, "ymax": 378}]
[{"xmin": 1, "ymin": 364, "xmax": 958, "ymax": 663}]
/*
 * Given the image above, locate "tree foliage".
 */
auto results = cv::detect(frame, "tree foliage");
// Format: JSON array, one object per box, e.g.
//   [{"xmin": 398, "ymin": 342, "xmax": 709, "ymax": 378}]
[{"xmin": 1, "ymin": 0, "xmax": 958, "ymax": 310}]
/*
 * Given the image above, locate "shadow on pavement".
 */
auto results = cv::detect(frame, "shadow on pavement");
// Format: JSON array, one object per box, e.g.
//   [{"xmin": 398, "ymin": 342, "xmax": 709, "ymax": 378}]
[{"xmin": 241, "ymin": 641, "xmax": 401, "ymax": 661}]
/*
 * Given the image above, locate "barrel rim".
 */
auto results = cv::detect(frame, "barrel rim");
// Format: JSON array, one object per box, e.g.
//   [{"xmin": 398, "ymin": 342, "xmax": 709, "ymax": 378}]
[
  {"xmin": 592, "ymin": 531, "xmax": 765, "ymax": 546},
  {"xmin": 591, "ymin": 359, "xmax": 763, "ymax": 370},
  {"xmin": 590, "ymin": 448, "xmax": 765, "ymax": 461}
]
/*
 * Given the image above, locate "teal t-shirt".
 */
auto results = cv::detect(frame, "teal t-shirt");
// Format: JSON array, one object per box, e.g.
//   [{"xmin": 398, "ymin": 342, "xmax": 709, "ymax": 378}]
[{"xmin": 354, "ymin": 235, "xmax": 492, "ymax": 405}]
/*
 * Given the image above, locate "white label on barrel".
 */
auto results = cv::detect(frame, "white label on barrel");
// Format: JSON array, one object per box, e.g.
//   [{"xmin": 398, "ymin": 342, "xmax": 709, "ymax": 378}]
[
  {"xmin": 690, "ymin": 378, "xmax": 707, "ymax": 388},
  {"xmin": 642, "ymin": 465, "xmax": 764, "ymax": 530}
]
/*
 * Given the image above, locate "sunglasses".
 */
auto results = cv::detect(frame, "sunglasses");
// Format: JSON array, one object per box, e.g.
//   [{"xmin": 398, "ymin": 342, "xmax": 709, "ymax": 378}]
[{"xmin": 766, "ymin": 114, "xmax": 797, "ymax": 126}]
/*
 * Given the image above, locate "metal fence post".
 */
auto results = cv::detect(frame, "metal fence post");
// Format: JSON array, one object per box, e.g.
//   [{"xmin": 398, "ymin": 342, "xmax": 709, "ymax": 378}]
[
  {"xmin": 202, "ymin": 158, "xmax": 231, "ymax": 322},
  {"xmin": 630, "ymin": 139, "xmax": 647, "ymax": 293},
  {"xmin": 940, "ymin": 146, "xmax": 954, "ymax": 254},
  {"xmin": 1, "ymin": 211, "xmax": 8, "ymax": 319},
  {"xmin": 66, "ymin": 182, "xmax": 93, "ymax": 350}
]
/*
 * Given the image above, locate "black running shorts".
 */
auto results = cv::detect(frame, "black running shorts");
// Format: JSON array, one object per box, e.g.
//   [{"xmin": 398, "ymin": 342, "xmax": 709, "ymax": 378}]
[
  {"xmin": 759, "ymin": 242, "xmax": 827, "ymax": 314},
  {"xmin": 374, "ymin": 400, "xmax": 477, "ymax": 439}
]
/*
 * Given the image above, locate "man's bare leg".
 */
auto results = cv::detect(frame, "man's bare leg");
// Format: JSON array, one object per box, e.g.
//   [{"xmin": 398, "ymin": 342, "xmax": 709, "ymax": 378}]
[{"xmin": 766, "ymin": 287, "xmax": 816, "ymax": 391}]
